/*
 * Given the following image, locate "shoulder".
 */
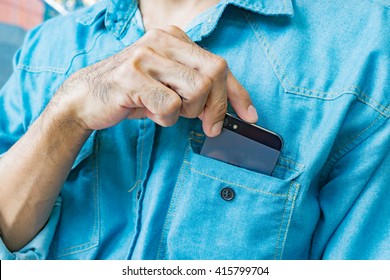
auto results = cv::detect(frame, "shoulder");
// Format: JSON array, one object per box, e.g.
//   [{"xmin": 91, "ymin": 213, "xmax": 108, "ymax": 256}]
[{"xmin": 16, "ymin": 1, "xmax": 108, "ymax": 74}]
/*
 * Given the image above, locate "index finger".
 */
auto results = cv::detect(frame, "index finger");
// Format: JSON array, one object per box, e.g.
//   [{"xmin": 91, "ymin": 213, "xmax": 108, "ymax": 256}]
[
  {"xmin": 226, "ymin": 70, "xmax": 258, "ymax": 123},
  {"xmin": 161, "ymin": 25, "xmax": 193, "ymax": 44}
]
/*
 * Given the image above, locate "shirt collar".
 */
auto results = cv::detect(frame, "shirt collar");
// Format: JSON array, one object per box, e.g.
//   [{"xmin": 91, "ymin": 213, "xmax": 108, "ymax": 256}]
[
  {"xmin": 190, "ymin": 0, "xmax": 294, "ymax": 42},
  {"xmin": 77, "ymin": 0, "xmax": 294, "ymax": 38},
  {"xmin": 105, "ymin": 0, "xmax": 137, "ymax": 38},
  {"xmin": 228, "ymin": 0, "xmax": 294, "ymax": 17}
]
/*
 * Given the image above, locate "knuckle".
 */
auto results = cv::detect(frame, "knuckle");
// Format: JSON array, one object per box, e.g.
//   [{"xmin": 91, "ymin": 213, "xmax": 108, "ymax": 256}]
[
  {"xmin": 131, "ymin": 46, "xmax": 154, "ymax": 62},
  {"xmin": 163, "ymin": 96, "xmax": 182, "ymax": 116},
  {"xmin": 164, "ymin": 25, "xmax": 181, "ymax": 34},
  {"xmin": 145, "ymin": 28, "xmax": 173, "ymax": 47},
  {"xmin": 197, "ymin": 76, "xmax": 212, "ymax": 94},
  {"xmin": 158, "ymin": 118, "xmax": 176, "ymax": 127},
  {"xmin": 163, "ymin": 25, "xmax": 189, "ymax": 42},
  {"xmin": 149, "ymin": 88, "xmax": 181, "ymax": 118},
  {"xmin": 146, "ymin": 28, "xmax": 165, "ymax": 40},
  {"xmin": 213, "ymin": 57, "xmax": 228, "ymax": 76},
  {"xmin": 185, "ymin": 75, "xmax": 211, "ymax": 101},
  {"xmin": 112, "ymin": 65, "xmax": 128, "ymax": 84},
  {"xmin": 182, "ymin": 106, "xmax": 202, "ymax": 119}
]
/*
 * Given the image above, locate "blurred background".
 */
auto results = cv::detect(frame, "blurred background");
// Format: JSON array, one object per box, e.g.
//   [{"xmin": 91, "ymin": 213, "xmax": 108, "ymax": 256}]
[{"xmin": 0, "ymin": 0, "xmax": 99, "ymax": 87}]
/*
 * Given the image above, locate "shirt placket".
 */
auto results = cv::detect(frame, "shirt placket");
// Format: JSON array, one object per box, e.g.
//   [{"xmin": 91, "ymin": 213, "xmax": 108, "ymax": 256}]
[{"xmin": 127, "ymin": 118, "xmax": 156, "ymax": 259}]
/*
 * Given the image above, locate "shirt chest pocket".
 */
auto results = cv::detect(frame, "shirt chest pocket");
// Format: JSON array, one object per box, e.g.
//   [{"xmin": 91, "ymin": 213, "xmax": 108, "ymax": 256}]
[{"xmin": 157, "ymin": 132, "xmax": 304, "ymax": 260}]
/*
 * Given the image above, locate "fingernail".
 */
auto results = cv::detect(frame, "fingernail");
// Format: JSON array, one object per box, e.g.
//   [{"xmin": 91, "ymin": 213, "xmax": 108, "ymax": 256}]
[
  {"xmin": 247, "ymin": 105, "xmax": 258, "ymax": 120},
  {"xmin": 211, "ymin": 121, "xmax": 223, "ymax": 136}
]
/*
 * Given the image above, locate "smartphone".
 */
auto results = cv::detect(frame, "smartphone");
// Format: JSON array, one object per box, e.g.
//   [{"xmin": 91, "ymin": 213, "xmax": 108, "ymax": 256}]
[{"xmin": 200, "ymin": 113, "xmax": 283, "ymax": 175}]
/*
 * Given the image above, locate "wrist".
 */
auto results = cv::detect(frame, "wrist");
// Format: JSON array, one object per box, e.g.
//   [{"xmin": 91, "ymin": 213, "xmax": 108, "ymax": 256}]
[{"xmin": 42, "ymin": 92, "xmax": 93, "ymax": 140}]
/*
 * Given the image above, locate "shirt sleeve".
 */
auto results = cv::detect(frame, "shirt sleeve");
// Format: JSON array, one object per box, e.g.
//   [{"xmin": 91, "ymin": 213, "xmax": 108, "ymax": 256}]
[
  {"xmin": 0, "ymin": 24, "xmax": 59, "ymax": 156},
  {"xmin": 0, "ymin": 197, "xmax": 62, "ymax": 260},
  {"xmin": 0, "ymin": 61, "xmax": 28, "ymax": 156},
  {"xmin": 311, "ymin": 117, "xmax": 390, "ymax": 259},
  {"xmin": 0, "ymin": 29, "xmax": 62, "ymax": 260}
]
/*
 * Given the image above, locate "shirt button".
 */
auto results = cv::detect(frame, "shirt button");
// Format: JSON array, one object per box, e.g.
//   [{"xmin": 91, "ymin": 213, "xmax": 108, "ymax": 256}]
[{"xmin": 221, "ymin": 187, "xmax": 235, "ymax": 201}]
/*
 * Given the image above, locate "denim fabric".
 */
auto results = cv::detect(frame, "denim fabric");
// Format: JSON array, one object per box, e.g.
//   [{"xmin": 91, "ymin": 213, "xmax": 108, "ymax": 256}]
[{"xmin": 0, "ymin": 0, "xmax": 389, "ymax": 259}]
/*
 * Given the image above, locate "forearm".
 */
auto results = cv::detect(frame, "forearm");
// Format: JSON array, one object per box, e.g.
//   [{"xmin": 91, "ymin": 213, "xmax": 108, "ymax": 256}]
[{"xmin": 0, "ymin": 101, "xmax": 92, "ymax": 251}]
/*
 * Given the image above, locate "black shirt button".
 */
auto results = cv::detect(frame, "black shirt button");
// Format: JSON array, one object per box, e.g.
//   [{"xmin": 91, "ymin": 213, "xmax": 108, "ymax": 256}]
[{"xmin": 221, "ymin": 187, "xmax": 235, "ymax": 201}]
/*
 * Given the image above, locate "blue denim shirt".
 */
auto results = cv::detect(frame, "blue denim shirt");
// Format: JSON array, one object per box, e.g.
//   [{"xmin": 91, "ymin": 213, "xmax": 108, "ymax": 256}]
[{"xmin": 0, "ymin": 0, "xmax": 389, "ymax": 260}]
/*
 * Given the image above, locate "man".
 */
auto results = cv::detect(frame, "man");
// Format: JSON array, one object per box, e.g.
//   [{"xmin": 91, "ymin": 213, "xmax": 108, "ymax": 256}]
[{"xmin": 0, "ymin": 0, "xmax": 389, "ymax": 260}]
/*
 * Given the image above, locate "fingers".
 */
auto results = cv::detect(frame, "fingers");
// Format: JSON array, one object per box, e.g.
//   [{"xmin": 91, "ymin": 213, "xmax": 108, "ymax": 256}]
[
  {"xmin": 226, "ymin": 71, "xmax": 258, "ymax": 123},
  {"xmin": 161, "ymin": 25, "xmax": 193, "ymax": 44},
  {"xmin": 135, "ymin": 47, "xmax": 213, "ymax": 119},
  {"xmin": 152, "ymin": 29, "xmax": 256, "ymax": 136},
  {"xmin": 137, "ymin": 79, "xmax": 183, "ymax": 127},
  {"xmin": 145, "ymin": 28, "xmax": 210, "ymax": 72},
  {"xmin": 200, "ymin": 57, "xmax": 229, "ymax": 137},
  {"xmin": 126, "ymin": 107, "xmax": 148, "ymax": 119},
  {"xmin": 146, "ymin": 31, "xmax": 230, "ymax": 136},
  {"xmin": 200, "ymin": 67, "xmax": 258, "ymax": 136},
  {"xmin": 127, "ymin": 26, "xmax": 257, "ymax": 134},
  {"xmin": 154, "ymin": 28, "xmax": 256, "ymax": 135}
]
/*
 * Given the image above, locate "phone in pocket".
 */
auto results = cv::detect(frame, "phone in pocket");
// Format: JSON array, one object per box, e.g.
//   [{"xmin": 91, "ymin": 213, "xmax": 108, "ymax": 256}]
[{"xmin": 200, "ymin": 113, "xmax": 283, "ymax": 175}]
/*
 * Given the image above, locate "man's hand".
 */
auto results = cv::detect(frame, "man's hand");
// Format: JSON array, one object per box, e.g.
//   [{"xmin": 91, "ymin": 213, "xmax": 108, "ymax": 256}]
[{"xmin": 56, "ymin": 26, "xmax": 258, "ymax": 137}]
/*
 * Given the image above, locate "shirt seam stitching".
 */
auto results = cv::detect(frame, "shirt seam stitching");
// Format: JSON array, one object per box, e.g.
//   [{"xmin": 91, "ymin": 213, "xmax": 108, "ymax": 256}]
[
  {"xmin": 186, "ymin": 165, "xmax": 288, "ymax": 197},
  {"xmin": 54, "ymin": 137, "xmax": 100, "ymax": 257},
  {"xmin": 319, "ymin": 110, "xmax": 388, "ymax": 184},
  {"xmin": 16, "ymin": 31, "xmax": 106, "ymax": 74},
  {"xmin": 274, "ymin": 183, "xmax": 291, "ymax": 259},
  {"xmin": 156, "ymin": 144, "xmax": 192, "ymax": 259},
  {"xmin": 279, "ymin": 182, "xmax": 300, "ymax": 259},
  {"xmin": 368, "ymin": 0, "xmax": 390, "ymax": 9},
  {"xmin": 243, "ymin": 11, "xmax": 389, "ymax": 119}
]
